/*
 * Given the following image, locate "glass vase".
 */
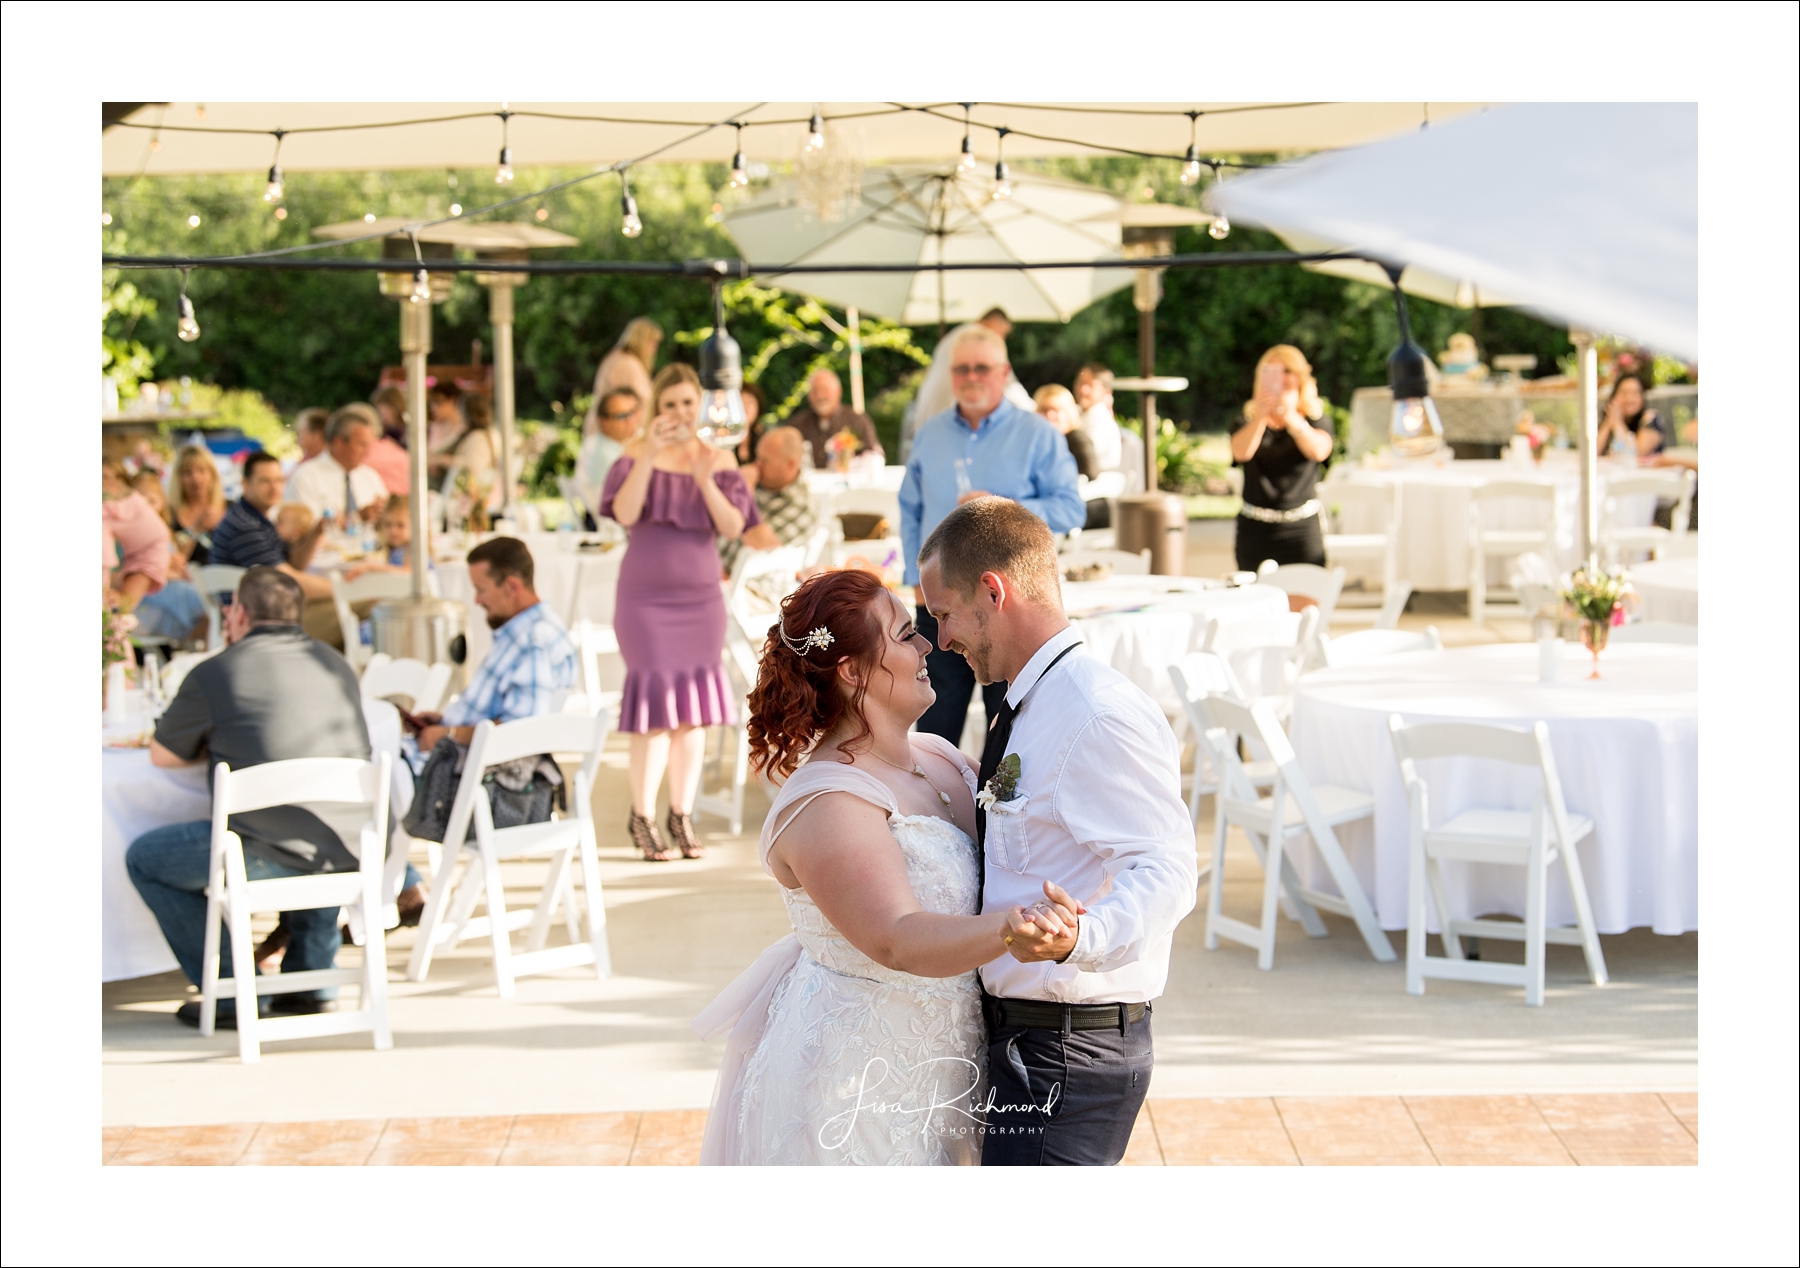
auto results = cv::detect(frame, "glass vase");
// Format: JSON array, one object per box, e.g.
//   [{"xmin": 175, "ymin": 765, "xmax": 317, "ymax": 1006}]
[{"xmin": 1580, "ymin": 619, "xmax": 1610, "ymax": 679}]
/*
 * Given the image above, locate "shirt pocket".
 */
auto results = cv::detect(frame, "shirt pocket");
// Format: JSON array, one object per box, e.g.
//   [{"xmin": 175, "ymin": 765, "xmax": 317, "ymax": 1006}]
[{"xmin": 985, "ymin": 793, "xmax": 1032, "ymax": 874}]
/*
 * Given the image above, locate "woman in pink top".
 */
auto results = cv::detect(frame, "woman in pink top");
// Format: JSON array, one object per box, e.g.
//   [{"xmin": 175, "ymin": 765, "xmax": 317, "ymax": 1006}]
[{"xmin": 102, "ymin": 460, "xmax": 171, "ymax": 609}]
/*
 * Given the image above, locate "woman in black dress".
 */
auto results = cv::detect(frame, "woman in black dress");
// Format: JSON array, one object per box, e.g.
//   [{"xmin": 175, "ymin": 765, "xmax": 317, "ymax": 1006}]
[
  {"xmin": 1231, "ymin": 344, "xmax": 1336, "ymax": 572},
  {"xmin": 1595, "ymin": 373, "xmax": 1666, "ymax": 458}
]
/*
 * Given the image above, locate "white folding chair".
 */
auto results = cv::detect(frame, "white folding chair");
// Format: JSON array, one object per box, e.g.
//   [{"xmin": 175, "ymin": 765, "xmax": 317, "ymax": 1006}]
[
  {"xmin": 1202, "ymin": 608, "xmax": 1319, "ymax": 719},
  {"xmin": 555, "ymin": 475, "xmax": 591, "ymax": 529},
  {"xmin": 1509, "ymin": 551, "xmax": 1563, "ymax": 626},
  {"xmin": 199, "ymin": 754, "xmax": 394, "ymax": 1063},
  {"xmin": 1061, "ymin": 547, "xmax": 1152, "ymax": 578},
  {"xmin": 1600, "ymin": 469, "xmax": 1695, "ymax": 567},
  {"xmin": 192, "ymin": 564, "xmax": 246, "ymax": 650},
  {"xmin": 1387, "ymin": 716, "xmax": 1607, "ymax": 1006},
  {"xmin": 1610, "ymin": 621, "xmax": 1698, "ymax": 645},
  {"xmin": 1198, "ymin": 695, "xmax": 1394, "ymax": 969},
  {"xmin": 1321, "ymin": 626, "xmax": 1443, "ymax": 669},
  {"xmin": 1467, "ymin": 481, "xmax": 1557, "ymax": 627},
  {"xmin": 1373, "ymin": 581, "xmax": 1414, "ymax": 630},
  {"xmin": 1255, "ymin": 563, "xmax": 1345, "ymax": 668},
  {"xmin": 1168, "ymin": 652, "xmax": 1272, "ymax": 830},
  {"xmin": 694, "ymin": 615, "xmax": 760, "ymax": 835},
  {"xmin": 359, "ymin": 653, "xmax": 453, "ymax": 713},
  {"xmin": 330, "ymin": 570, "xmax": 416, "ymax": 670},
  {"xmin": 1322, "ymin": 481, "xmax": 1402, "ymax": 599},
  {"xmin": 406, "ymin": 712, "xmax": 613, "ymax": 995},
  {"xmin": 567, "ymin": 620, "xmax": 626, "ymax": 719}
]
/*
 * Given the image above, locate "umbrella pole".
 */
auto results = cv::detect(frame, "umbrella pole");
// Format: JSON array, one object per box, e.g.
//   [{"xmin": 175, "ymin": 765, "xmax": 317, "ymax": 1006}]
[
  {"xmin": 1573, "ymin": 328, "xmax": 1599, "ymax": 569},
  {"xmin": 490, "ymin": 281, "xmax": 517, "ymax": 521},
  {"xmin": 402, "ymin": 299, "xmax": 433, "ymax": 602},
  {"xmin": 847, "ymin": 305, "xmax": 865, "ymax": 415}
]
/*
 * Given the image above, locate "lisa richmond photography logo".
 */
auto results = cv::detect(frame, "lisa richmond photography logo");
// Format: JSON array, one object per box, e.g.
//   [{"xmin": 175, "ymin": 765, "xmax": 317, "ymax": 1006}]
[{"xmin": 817, "ymin": 1057, "xmax": 1059, "ymax": 1151}]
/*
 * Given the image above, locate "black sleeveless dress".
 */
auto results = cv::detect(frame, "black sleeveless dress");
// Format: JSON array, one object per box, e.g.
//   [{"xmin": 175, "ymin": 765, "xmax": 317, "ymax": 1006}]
[{"xmin": 1233, "ymin": 420, "xmax": 1327, "ymax": 570}]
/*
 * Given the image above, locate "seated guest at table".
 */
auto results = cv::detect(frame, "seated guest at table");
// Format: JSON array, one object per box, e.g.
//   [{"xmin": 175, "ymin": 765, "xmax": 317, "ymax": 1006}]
[
  {"xmin": 785, "ymin": 368, "xmax": 883, "ymax": 470},
  {"xmin": 1231, "ymin": 344, "xmax": 1335, "ymax": 575},
  {"xmin": 904, "ymin": 308, "xmax": 1035, "ymax": 460},
  {"xmin": 602, "ymin": 363, "xmax": 759, "ymax": 861},
  {"xmin": 1596, "ymin": 373, "xmax": 1667, "ymax": 460},
  {"xmin": 275, "ymin": 502, "xmax": 316, "ymax": 550},
  {"xmin": 125, "ymin": 567, "xmax": 418, "ymax": 1029},
  {"xmin": 344, "ymin": 496, "xmax": 418, "ymax": 579},
  {"xmin": 412, "ymin": 536, "xmax": 577, "ymax": 751},
  {"xmin": 365, "ymin": 386, "xmax": 412, "ymax": 496},
  {"xmin": 1073, "ymin": 362, "xmax": 1125, "ymax": 474},
  {"xmin": 732, "ymin": 381, "xmax": 769, "ymax": 471},
  {"xmin": 169, "ymin": 445, "xmax": 227, "ymax": 567},
  {"xmin": 584, "ymin": 316, "xmax": 661, "ymax": 437},
  {"xmin": 578, "ymin": 386, "xmax": 643, "ymax": 524},
  {"xmin": 425, "ymin": 380, "xmax": 465, "ymax": 470},
  {"xmin": 211, "ymin": 450, "xmax": 342, "ymax": 646},
  {"xmin": 126, "ymin": 468, "xmax": 211, "ymax": 644},
  {"xmin": 1036, "ymin": 383, "xmax": 1117, "ymax": 533},
  {"xmin": 442, "ymin": 391, "xmax": 503, "ymax": 512},
  {"xmin": 900, "ymin": 323, "xmax": 1083, "ymax": 745},
  {"xmin": 289, "ymin": 405, "xmax": 388, "ymax": 528},
  {"xmin": 722, "ymin": 425, "xmax": 818, "ymax": 573},
  {"xmin": 292, "ymin": 407, "xmax": 329, "ymax": 473},
  {"xmin": 103, "ymin": 459, "xmax": 171, "ymax": 612}
]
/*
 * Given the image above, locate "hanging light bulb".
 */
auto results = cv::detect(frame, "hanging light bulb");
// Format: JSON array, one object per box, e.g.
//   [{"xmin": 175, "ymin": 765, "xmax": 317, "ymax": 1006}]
[
  {"xmin": 449, "ymin": 202, "xmax": 462, "ymax": 216},
  {"xmin": 187, "ymin": 214, "xmax": 201, "ymax": 228},
  {"xmin": 1179, "ymin": 112, "xmax": 1203, "ymax": 185},
  {"xmin": 262, "ymin": 130, "xmax": 285, "ymax": 202},
  {"xmin": 176, "ymin": 272, "xmax": 200, "ymax": 342},
  {"xmin": 410, "ymin": 268, "xmax": 432, "ymax": 305},
  {"xmin": 1383, "ymin": 265, "xmax": 1444, "ymax": 457},
  {"xmin": 728, "ymin": 123, "xmax": 749, "ymax": 188},
  {"xmin": 990, "ymin": 126, "xmax": 1012, "ymax": 201},
  {"xmin": 805, "ymin": 109, "xmax": 825, "ymax": 152},
  {"xmin": 695, "ymin": 281, "xmax": 749, "ymax": 450},
  {"xmin": 101, "ymin": 211, "xmax": 112, "ymax": 226},
  {"xmin": 957, "ymin": 102, "xmax": 978, "ymax": 172},
  {"xmin": 494, "ymin": 108, "xmax": 514, "ymax": 184},
  {"xmin": 1208, "ymin": 211, "xmax": 1231, "ymax": 240},
  {"xmin": 620, "ymin": 174, "xmax": 643, "ymax": 238},
  {"xmin": 274, "ymin": 206, "xmax": 288, "ymax": 221}
]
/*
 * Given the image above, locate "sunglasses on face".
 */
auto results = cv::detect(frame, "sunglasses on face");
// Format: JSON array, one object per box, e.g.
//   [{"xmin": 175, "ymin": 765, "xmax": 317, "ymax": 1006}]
[
  {"xmin": 951, "ymin": 363, "xmax": 1001, "ymax": 377},
  {"xmin": 602, "ymin": 410, "xmax": 639, "ymax": 422}
]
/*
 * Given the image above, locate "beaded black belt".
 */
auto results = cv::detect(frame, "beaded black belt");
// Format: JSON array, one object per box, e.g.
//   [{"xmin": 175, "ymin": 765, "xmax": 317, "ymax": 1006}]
[
  {"xmin": 985, "ymin": 997, "xmax": 1147, "ymax": 1032},
  {"xmin": 1239, "ymin": 498, "xmax": 1321, "ymax": 524}
]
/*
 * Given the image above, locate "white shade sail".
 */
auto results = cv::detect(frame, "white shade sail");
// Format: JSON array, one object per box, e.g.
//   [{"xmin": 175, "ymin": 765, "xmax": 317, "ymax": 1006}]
[
  {"xmin": 102, "ymin": 102, "xmax": 1488, "ymax": 176},
  {"xmin": 1211, "ymin": 103, "xmax": 1697, "ymax": 357},
  {"xmin": 724, "ymin": 166, "xmax": 1133, "ymax": 324}
]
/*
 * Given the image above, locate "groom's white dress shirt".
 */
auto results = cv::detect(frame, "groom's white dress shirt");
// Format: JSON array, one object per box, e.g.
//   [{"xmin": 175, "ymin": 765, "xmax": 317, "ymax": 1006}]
[{"xmin": 978, "ymin": 624, "xmax": 1198, "ymax": 1004}]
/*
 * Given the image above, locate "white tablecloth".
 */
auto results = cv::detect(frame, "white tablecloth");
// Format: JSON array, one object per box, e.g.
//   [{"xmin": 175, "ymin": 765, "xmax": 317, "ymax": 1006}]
[
  {"xmin": 1065, "ymin": 578, "xmax": 1290, "ymax": 715},
  {"xmin": 1327, "ymin": 455, "xmax": 1653, "ymax": 590},
  {"xmin": 1287, "ymin": 644, "xmax": 1697, "ymax": 937},
  {"xmin": 1630, "ymin": 556, "xmax": 1699, "ymax": 625},
  {"xmin": 101, "ymin": 699, "xmax": 407, "ymax": 982},
  {"xmin": 439, "ymin": 532, "xmax": 624, "ymax": 672}
]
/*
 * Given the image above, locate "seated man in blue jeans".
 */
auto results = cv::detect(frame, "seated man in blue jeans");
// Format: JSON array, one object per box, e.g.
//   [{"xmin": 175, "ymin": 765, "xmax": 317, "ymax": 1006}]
[{"xmin": 126, "ymin": 567, "xmax": 380, "ymax": 1029}]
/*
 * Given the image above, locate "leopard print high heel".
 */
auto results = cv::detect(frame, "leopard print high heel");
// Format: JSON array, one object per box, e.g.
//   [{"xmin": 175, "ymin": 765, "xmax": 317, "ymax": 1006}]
[
  {"xmin": 629, "ymin": 810, "xmax": 676, "ymax": 861},
  {"xmin": 666, "ymin": 809, "xmax": 704, "ymax": 859}
]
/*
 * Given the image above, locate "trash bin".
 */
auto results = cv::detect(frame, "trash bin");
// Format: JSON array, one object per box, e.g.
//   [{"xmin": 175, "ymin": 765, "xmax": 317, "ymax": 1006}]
[
  {"xmin": 1114, "ymin": 493, "xmax": 1188, "ymax": 576},
  {"xmin": 371, "ymin": 597, "xmax": 468, "ymax": 694}
]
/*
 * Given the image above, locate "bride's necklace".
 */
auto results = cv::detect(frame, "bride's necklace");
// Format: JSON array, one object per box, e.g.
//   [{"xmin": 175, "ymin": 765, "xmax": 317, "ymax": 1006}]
[{"xmin": 866, "ymin": 747, "xmax": 958, "ymax": 825}]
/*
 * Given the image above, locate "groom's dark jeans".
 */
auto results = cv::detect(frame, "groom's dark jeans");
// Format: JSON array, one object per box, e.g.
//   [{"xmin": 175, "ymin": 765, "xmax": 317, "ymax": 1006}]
[
  {"xmin": 981, "ymin": 1004, "xmax": 1153, "ymax": 1166},
  {"xmin": 915, "ymin": 606, "xmax": 1009, "ymax": 746}
]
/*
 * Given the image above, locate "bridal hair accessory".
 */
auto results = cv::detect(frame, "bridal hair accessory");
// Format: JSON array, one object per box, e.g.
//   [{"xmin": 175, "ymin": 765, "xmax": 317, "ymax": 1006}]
[{"xmin": 780, "ymin": 622, "xmax": 835, "ymax": 656}]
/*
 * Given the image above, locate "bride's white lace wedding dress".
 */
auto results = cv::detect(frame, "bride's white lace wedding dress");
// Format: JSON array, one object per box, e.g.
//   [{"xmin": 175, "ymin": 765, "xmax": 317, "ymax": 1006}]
[{"xmin": 694, "ymin": 734, "xmax": 986, "ymax": 1166}]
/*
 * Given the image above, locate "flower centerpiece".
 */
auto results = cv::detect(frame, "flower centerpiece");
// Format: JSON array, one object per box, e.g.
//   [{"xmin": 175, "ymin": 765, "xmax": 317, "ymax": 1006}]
[
  {"xmin": 826, "ymin": 426, "xmax": 860, "ymax": 475},
  {"xmin": 1515, "ymin": 410, "xmax": 1553, "ymax": 463},
  {"xmin": 103, "ymin": 606, "xmax": 138, "ymax": 675},
  {"xmin": 1559, "ymin": 566, "xmax": 1635, "ymax": 678}
]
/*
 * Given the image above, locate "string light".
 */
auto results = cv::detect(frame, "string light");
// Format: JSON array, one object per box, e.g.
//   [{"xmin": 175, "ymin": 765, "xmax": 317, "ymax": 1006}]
[
  {"xmin": 535, "ymin": 207, "xmax": 549, "ymax": 221},
  {"xmin": 620, "ymin": 171, "xmax": 643, "ymax": 238},
  {"xmin": 1180, "ymin": 112, "xmax": 1203, "ymax": 185},
  {"xmin": 805, "ymin": 109, "xmax": 825, "ymax": 152},
  {"xmin": 728, "ymin": 122, "xmax": 749, "ymax": 189},
  {"xmin": 1206, "ymin": 165, "xmax": 1230, "ymax": 239},
  {"xmin": 1383, "ymin": 264, "xmax": 1443, "ymax": 456},
  {"xmin": 101, "ymin": 211, "xmax": 112, "ymax": 226},
  {"xmin": 274, "ymin": 207, "xmax": 288, "ymax": 221},
  {"xmin": 957, "ymin": 103, "xmax": 978, "ymax": 172},
  {"xmin": 363, "ymin": 212, "xmax": 377, "ymax": 223},
  {"xmin": 187, "ymin": 214, "xmax": 201, "ymax": 228},
  {"xmin": 176, "ymin": 270, "xmax": 201, "ymax": 342},
  {"xmin": 695, "ymin": 280, "xmax": 749, "ymax": 449},
  {"xmin": 449, "ymin": 202, "xmax": 463, "ymax": 216},
  {"xmin": 990, "ymin": 127, "xmax": 1012, "ymax": 201},
  {"xmin": 410, "ymin": 267, "xmax": 432, "ymax": 304},
  {"xmin": 495, "ymin": 108, "xmax": 515, "ymax": 185},
  {"xmin": 263, "ymin": 130, "xmax": 285, "ymax": 203}
]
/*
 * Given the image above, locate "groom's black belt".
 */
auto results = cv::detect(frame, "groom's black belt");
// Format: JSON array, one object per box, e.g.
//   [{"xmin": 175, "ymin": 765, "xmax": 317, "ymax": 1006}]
[{"xmin": 985, "ymin": 997, "xmax": 1147, "ymax": 1033}]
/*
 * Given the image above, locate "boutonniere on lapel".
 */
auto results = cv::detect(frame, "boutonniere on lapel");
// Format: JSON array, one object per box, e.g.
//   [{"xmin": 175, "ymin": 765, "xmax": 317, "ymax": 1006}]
[{"xmin": 977, "ymin": 754, "xmax": 1021, "ymax": 810}]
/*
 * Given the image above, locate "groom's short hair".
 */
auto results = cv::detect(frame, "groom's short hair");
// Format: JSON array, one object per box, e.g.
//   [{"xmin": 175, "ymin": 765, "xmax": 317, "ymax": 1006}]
[{"xmin": 917, "ymin": 497, "xmax": 1061, "ymax": 608}]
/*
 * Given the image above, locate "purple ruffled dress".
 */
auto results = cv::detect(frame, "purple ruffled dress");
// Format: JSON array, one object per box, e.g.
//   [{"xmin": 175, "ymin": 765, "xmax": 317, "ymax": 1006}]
[{"xmin": 601, "ymin": 457, "xmax": 761, "ymax": 733}]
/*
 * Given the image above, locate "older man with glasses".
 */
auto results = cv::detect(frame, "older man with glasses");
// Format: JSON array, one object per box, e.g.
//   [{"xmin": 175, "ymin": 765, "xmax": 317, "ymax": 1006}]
[{"xmin": 899, "ymin": 323, "xmax": 1083, "ymax": 746}]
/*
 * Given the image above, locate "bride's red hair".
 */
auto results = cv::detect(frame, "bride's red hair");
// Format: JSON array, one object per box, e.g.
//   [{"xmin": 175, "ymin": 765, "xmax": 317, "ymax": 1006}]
[{"xmin": 747, "ymin": 569, "xmax": 894, "ymax": 783}]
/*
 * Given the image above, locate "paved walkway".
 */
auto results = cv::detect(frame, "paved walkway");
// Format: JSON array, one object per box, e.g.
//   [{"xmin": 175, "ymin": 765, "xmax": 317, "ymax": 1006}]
[{"xmin": 102, "ymin": 1091, "xmax": 1697, "ymax": 1166}]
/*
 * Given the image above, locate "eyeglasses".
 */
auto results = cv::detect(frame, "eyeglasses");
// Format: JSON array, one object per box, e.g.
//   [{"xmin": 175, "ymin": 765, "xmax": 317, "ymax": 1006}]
[
  {"xmin": 951, "ymin": 363, "xmax": 1002, "ymax": 377},
  {"xmin": 601, "ymin": 410, "xmax": 639, "ymax": 422}
]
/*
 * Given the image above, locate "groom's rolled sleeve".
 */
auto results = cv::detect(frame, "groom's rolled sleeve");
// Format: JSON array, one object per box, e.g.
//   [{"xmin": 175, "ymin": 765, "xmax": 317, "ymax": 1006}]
[{"xmin": 1054, "ymin": 712, "xmax": 1199, "ymax": 975}]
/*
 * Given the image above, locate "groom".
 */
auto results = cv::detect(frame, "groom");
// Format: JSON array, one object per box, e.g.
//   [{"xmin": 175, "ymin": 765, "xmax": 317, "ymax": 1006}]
[{"xmin": 916, "ymin": 498, "xmax": 1197, "ymax": 1166}]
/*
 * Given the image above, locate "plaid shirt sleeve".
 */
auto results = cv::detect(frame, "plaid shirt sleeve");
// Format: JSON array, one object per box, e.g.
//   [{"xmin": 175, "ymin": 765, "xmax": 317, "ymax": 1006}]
[{"xmin": 441, "ymin": 605, "xmax": 577, "ymax": 727}]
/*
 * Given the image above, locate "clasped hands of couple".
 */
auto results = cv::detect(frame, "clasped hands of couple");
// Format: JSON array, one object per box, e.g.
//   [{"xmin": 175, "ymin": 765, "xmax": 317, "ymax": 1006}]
[{"xmin": 998, "ymin": 880, "xmax": 1086, "ymax": 964}]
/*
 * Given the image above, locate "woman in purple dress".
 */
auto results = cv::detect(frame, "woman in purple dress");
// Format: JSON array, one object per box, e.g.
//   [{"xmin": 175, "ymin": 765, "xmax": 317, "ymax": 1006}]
[{"xmin": 602, "ymin": 364, "xmax": 761, "ymax": 860}]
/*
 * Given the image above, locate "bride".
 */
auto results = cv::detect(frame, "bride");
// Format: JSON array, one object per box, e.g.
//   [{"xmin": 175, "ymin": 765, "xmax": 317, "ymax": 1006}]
[{"xmin": 694, "ymin": 569, "xmax": 1071, "ymax": 1165}]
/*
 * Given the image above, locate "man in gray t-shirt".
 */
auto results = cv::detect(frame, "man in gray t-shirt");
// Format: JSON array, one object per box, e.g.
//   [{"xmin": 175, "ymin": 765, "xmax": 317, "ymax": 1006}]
[{"xmin": 126, "ymin": 567, "xmax": 376, "ymax": 1029}]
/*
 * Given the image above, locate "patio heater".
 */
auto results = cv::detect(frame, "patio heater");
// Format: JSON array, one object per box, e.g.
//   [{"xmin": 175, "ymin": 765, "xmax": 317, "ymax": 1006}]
[
  {"xmin": 473, "ymin": 249, "xmax": 527, "ymax": 521},
  {"xmin": 1110, "ymin": 204, "xmax": 1203, "ymax": 576},
  {"xmin": 370, "ymin": 237, "xmax": 467, "ymax": 673}
]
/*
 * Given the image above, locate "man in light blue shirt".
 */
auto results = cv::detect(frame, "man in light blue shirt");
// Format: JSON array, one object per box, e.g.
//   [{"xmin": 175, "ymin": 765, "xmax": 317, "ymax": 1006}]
[{"xmin": 899, "ymin": 323, "xmax": 1083, "ymax": 743}]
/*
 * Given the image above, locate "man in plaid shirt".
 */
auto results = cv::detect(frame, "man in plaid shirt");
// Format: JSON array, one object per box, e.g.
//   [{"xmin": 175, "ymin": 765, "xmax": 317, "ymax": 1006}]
[
  {"xmin": 415, "ymin": 537, "xmax": 577, "ymax": 749},
  {"xmin": 721, "ymin": 426, "xmax": 820, "ymax": 573}
]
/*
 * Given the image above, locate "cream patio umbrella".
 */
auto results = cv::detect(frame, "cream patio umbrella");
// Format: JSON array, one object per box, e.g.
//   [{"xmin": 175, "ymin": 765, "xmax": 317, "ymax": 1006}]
[{"xmin": 722, "ymin": 164, "xmax": 1132, "ymax": 328}]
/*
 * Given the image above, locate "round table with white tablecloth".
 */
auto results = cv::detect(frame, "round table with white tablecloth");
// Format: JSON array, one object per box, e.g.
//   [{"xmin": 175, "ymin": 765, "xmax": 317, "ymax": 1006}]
[
  {"xmin": 1286, "ymin": 643, "xmax": 1697, "ymax": 938},
  {"xmin": 1063, "ymin": 577, "xmax": 1290, "ymax": 715},
  {"xmin": 1325, "ymin": 454, "xmax": 1654, "ymax": 590},
  {"xmin": 101, "ymin": 698, "xmax": 408, "ymax": 982},
  {"xmin": 1628, "ymin": 556, "xmax": 1699, "ymax": 626}
]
